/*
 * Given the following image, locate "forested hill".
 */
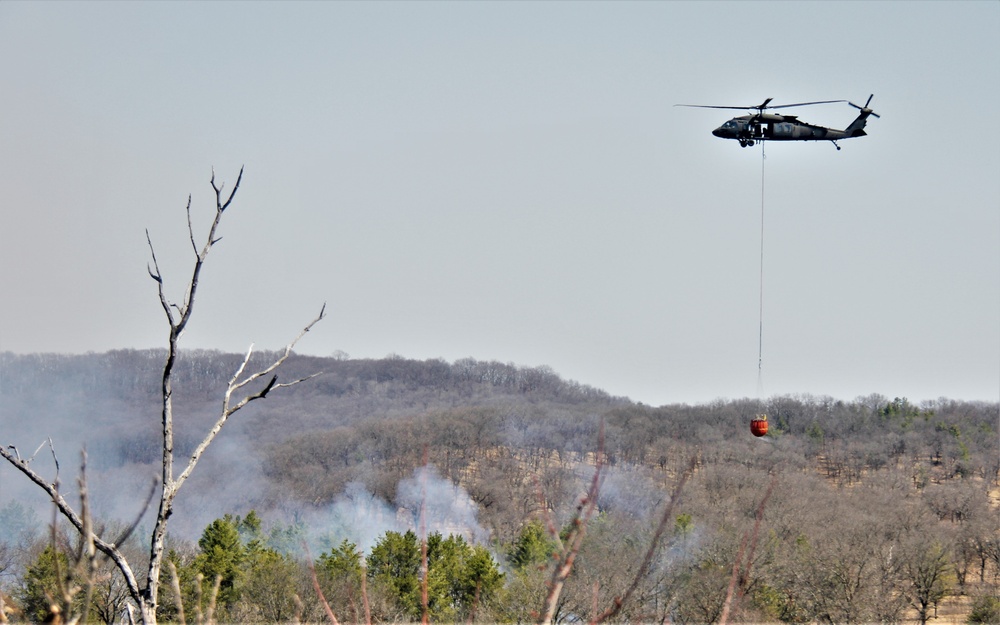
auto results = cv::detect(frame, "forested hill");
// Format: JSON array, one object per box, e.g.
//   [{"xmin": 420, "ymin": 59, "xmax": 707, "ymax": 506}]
[
  {"xmin": 2, "ymin": 349, "xmax": 996, "ymax": 536},
  {"xmin": 2, "ymin": 350, "xmax": 999, "ymax": 623},
  {"xmin": 1, "ymin": 350, "xmax": 627, "ymax": 531}
]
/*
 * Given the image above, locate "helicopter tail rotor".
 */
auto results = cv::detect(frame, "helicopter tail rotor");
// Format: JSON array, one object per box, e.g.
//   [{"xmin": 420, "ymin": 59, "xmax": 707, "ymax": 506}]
[
  {"xmin": 848, "ymin": 94, "xmax": 880, "ymax": 118},
  {"xmin": 844, "ymin": 95, "xmax": 879, "ymax": 137}
]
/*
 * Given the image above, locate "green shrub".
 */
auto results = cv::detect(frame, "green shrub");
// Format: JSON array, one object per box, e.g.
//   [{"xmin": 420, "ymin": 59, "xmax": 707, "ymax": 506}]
[{"xmin": 967, "ymin": 595, "xmax": 1000, "ymax": 624}]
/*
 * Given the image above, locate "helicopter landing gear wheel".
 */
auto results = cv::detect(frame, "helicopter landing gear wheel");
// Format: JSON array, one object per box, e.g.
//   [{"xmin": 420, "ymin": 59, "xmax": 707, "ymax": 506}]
[
  {"xmin": 740, "ymin": 140, "xmax": 748, "ymax": 147},
  {"xmin": 747, "ymin": 139, "xmax": 755, "ymax": 147}
]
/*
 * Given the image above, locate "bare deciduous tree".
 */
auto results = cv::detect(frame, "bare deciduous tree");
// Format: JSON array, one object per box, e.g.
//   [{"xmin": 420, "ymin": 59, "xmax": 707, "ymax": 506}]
[{"xmin": 0, "ymin": 168, "xmax": 324, "ymax": 624}]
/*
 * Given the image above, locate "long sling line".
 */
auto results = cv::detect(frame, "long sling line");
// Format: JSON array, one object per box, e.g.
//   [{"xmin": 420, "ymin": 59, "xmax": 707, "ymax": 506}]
[{"xmin": 757, "ymin": 141, "xmax": 765, "ymax": 398}]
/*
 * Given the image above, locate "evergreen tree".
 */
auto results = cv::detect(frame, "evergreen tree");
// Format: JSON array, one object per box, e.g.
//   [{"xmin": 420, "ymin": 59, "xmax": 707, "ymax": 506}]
[
  {"xmin": 508, "ymin": 520, "xmax": 556, "ymax": 571},
  {"xmin": 503, "ymin": 521, "xmax": 557, "ymax": 622},
  {"xmin": 266, "ymin": 518, "xmax": 307, "ymax": 554},
  {"xmin": 20, "ymin": 546, "xmax": 72, "ymax": 622},
  {"xmin": 235, "ymin": 510, "xmax": 265, "ymax": 549},
  {"xmin": 368, "ymin": 530, "xmax": 423, "ymax": 618},
  {"xmin": 367, "ymin": 530, "xmax": 504, "ymax": 622},
  {"xmin": 318, "ymin": 539, "xmax": 367, "ymax": 621},
  {"xmin": 155, "ymin": 548, "xmax": 198, "ymax": 623},
  {"xmin": 193, "ymin": 515, "xmax": 246, "ymax": 610}
]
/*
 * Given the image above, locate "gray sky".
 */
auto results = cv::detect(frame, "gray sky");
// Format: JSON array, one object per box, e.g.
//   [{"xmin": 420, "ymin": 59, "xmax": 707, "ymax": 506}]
[{"xmin": 1, "ymin": 1, "xmax": 997, "ymax": 407}]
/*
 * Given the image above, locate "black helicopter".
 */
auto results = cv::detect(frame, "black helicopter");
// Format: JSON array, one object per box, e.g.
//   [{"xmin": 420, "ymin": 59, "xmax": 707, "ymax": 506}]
[{"xmin": 676, "ymin": 95, "xmax": 879, "ymax": 150}]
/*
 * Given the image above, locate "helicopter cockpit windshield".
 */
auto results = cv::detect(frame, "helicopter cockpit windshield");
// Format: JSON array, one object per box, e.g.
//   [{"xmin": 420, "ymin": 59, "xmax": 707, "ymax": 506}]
[{"xmin": 713, "ymin": 119, "xmax": 740, "ymax": 138}]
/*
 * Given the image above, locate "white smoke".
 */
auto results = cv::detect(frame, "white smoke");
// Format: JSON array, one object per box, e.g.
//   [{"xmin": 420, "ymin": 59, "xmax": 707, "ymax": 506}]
[
  {"xmin": 306, "ymin": 465, "xmax": 490, "ymax": 555},
  {"xmin": 396, "ymin": 464, "xmax": 490, "ymax": 545},
  {"xmin": 318, "ymin": 480, "xmax": 406, "ymax": 553}
]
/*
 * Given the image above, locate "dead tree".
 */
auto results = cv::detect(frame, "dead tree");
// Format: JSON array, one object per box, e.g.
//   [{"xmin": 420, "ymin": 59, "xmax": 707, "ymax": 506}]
[{"xmin": 0, "ymin": 168, "xmax": 324, "ymax": 624}]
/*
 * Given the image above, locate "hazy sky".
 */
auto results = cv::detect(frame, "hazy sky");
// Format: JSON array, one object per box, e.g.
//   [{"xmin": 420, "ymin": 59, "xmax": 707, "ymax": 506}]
[{"xmin": 1, "ymin": 1, "xmax": 997, "ymax": 407}]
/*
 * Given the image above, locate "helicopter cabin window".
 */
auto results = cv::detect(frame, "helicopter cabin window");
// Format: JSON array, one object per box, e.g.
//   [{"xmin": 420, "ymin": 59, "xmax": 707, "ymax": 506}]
[{"xmin": 774, "ymin": 123, "xmax": 793, "ymax": 137}]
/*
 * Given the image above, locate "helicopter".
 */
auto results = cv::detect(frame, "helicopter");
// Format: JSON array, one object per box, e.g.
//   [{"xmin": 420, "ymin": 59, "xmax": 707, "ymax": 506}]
[{"xmin": 676, "ymin": 95, "xmax": 879, "ymax": 150}]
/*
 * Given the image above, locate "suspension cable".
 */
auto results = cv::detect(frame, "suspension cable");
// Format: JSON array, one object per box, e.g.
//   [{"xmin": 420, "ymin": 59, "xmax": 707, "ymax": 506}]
[{"xmin": 757, "ymin": 140, "xmax": 765, "ymax": 398}]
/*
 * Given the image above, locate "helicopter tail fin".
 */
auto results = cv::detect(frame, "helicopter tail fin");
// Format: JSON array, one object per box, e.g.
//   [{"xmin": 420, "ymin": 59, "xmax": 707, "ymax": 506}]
[
  {"xmin": 844, "ymin": 94, "xmax": 879, "ymax": 137},
  {"xmin": 844, "ymin": 115, "xmax": 870, "ymax": 137}
]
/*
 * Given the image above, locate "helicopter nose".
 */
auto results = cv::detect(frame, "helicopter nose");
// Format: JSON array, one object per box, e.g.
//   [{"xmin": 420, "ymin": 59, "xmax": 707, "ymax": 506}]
[{"xmin": 712, "ymin": 126, "xmax": 725, "ymax": 137}]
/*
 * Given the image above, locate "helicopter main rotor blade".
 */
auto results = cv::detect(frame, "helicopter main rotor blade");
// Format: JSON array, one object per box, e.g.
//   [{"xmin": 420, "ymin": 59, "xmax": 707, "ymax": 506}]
[
  {"xmin": 675, "ymin": 99, "xmax": 846, "ymax": 111},
  {"xmin": 674, "ymin": 104, "xmax": 760, "ymax": 110},
  {"xmin": 765, "ymin": 99, "xmax": 847, "ymax": 109}
]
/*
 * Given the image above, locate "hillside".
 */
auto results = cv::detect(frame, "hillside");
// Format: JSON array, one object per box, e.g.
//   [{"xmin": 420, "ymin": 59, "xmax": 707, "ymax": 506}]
[{"xmin": 1, "ymin": 350, "xmax": 998, "ymax": 623}]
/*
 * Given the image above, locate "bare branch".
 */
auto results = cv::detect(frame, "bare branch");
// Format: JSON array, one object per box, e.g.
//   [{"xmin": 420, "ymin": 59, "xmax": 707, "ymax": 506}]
[
  {"xmin": 258, "ymin": 375, "xmax": 278, "ymax": 399},
  {"xmin": 204, "ymin": 574, "xmax": 221, "ymax": 625},
  {"xmin": 49, "ymin": 499, "xmax": 70, "ymax": 622},
  {"xmin": 361, "ymin": 559, "xmax": 372, "ymax": 625},
  {"xmin": 540, "ymin": 422, "xmax": 605, "ymax": 625},
  {"xmin": 29, "ymin": 439, "xmax": 49, "ymax": 464},
  {"xmin": 420, "ymin": 447, "xmax": 430, "ymax": 625},
  {"xmin": 145, "ymin": 229, "xmax": 162, "ymax": 279},
  {"xmin": 224, "ymin": 306, "xmax": 327, "ymax": 404},
  {"xmin": 173, "ymin": 308, "xmax": 326, "ymax": 496},
  {"xmin": 0, "ymin": 446, "xmax": 144, "ymax": 608},
  {"xmin": 229, "ymin": 344, "xmax": 256, "ymax": 387},
  {"xmin": 720, "ymin": 530, "xmax": 751, "ymax": 625},
  {"xmin": 167, "ymin": 561, "xmax": 187, "ymax": 625},
  {"xmin": 78, "ymin": 449, "xmax": 99, "ymax": 624},
  {"xmin": 303, "ymin": 542, "xmax": 341, "ymax": 625},
  {"xmin": 719, "ymin": 474, "xmax": 776, "ymax": 625},
  {"xmin": 186, "ymin": 194, "xmax": 198, "ymax": 255},
  {"xmin": 534, "ymin": 474, "xmax": 564, "ymax": 554},
  {"xmin": 591, "ymin": 455, "xmax": 697, "ymax": 624},
  {"xmin": 146, "ymin": 229, "xmax": 174, "ymax": 326},
  {"xmin": 214, "ymin": 165, "xmax": 244, "ymax": 213},
  {"xmin": 112, "ymin": 477, "xmax": 160, "ymax": 548},
  {"xmin": 47, "ymin": 438, "xmax": 60, "ymax": 485},
  {"xmin": 269, "ymin": 372, "xmax": 323, "ymax": 393},
  {"xmin": 192, "ymin": 573, "xmax": 204, "ymax": 625}
]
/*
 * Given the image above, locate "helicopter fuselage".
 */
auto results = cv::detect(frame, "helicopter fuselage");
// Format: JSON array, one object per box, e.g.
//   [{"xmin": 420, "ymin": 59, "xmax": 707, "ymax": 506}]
[{"xmin": 712, "ymin": 115, "xmax": 859, "ymax": 147}]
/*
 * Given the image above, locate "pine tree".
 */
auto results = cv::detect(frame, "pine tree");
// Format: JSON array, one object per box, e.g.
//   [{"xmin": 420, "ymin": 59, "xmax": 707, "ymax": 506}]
[{"xmin": 193, "ymin": 516, "xmax": 246, "ymax": 611}]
